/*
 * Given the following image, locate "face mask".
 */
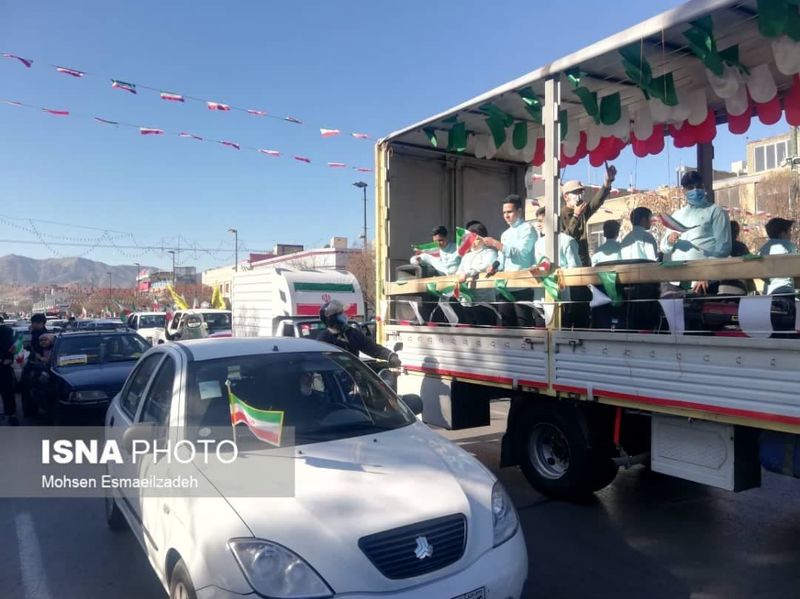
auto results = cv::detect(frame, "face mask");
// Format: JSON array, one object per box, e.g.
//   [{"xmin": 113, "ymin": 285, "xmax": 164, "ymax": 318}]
[{"xmin": 685, "ymin": 189, "xmax": 706, "ymax": 206}]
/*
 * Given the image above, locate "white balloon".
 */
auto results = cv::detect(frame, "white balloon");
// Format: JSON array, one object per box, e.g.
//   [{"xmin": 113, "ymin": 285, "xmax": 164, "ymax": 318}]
[
  {"xmin": 649, "ymin": 97, "xmax": 672, "ymax": 123},
  {"xmin": 632, "ymin": 107, "xmax": 654, "ymax": 139},
  {"xmin": 586, "ymin": 121, "xmax": 602, "ymax": 151},
  {"xmin": 725, "ymin": 82, "xmax": 749, "ymax": 116},
  {"xmin": 437, "ymin": 130, "xmax": 449, "ymax": 150},
  {"xmin": 562, "ymin": 118, "xmax": 580, "ymax": 156},
  {"xmin": 522, "ymin": 123, "xmax": 539, "ymax": 162},
  {"xmin": 687, "ymin": 89, "xmax": 708, "ymax": 125},
  {"xmin": 746, "ymin": 64, "xmax": 778, "ymax": 103},
  {"xmin": 610, "ymin": 105, "xmax": 631, "ymax": 139},
  {"xmin": 706, "ymin": 64, "xmax": 743, "ymax": 99},
  {"xmin": 473, "ymin": 134, "xmax": 488, "ymax": 159},
  {"xmin": 668, "ymin": 87, "xmax": 691, "ymax": 123},
  {"xmin": 485, "ymin": 133, "xmax": 497, "ymax": 159},
  {"xmin": 772, "ymin": 35, "xmax": 800, "ymax": 76}
]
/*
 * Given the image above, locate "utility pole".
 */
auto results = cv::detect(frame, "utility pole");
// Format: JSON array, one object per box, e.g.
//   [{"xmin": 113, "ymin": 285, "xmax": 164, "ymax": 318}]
[
  {"xmin": 353, "ymin": 181, "xmax": 368, "ymax": 252},
  {"xmin": 167, "ymin": 250, "xmax": 176, "ymax": 286}
]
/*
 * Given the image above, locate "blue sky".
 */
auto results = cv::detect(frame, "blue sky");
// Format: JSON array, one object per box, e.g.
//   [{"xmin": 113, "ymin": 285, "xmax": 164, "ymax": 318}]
[{"xmin": 0, "ymin": 0, "xmax": 789, "ymax": 271}]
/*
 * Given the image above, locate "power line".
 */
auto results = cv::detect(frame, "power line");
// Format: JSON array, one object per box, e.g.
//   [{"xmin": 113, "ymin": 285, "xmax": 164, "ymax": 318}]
[{"xmin": 0, "ymin": 238, "xmax": 237, "ymax": 252}]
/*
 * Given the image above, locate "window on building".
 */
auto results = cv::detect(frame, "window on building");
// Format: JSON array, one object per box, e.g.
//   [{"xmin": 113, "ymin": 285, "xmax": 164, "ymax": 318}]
[
  {"xmin": 754, "ymin": 140, "xmax": 789, "ymax": 173},
  {"xmin": 755, "ymin": 145, "xmax": 765, "ymax": 172},
  {"xmin": 777, "ymin": 140, "xmax": 787, "ymax": 166}
]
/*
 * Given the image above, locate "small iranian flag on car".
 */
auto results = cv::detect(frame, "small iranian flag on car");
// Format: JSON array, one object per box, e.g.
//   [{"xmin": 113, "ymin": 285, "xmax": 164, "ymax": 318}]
[{"xmin": 227, "ymin": 383, "xmax": 284, "ymax": 446}]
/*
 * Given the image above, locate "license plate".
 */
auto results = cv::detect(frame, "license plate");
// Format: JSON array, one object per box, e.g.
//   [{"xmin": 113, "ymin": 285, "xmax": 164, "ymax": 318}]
[{"xmin": 452, "ymin": 587, "xmax": 485, "ymax": 599}]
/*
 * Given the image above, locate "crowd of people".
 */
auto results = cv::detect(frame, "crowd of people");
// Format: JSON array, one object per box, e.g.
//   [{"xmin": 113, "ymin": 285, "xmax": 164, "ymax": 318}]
[{"xmin": 406, "ymin": 165, "xmax": 798, "ymax": 331}]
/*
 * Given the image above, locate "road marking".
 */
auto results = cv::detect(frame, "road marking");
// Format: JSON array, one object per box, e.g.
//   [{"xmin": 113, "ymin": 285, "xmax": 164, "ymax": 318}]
[{"xmin": 15, "ymin": 512, "xmax": 52, "ymax": 599}]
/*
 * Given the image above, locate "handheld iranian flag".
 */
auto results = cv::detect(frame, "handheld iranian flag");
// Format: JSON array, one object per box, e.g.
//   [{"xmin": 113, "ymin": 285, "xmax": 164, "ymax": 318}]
[
  {"xmin": 411, "ymin": 240, "xmax": 441, "ymax": 258},
  {"xmin": 655, "ymin": 214, "xmax": 697, "ymax": 233},
  {"xmin": 455, "ymin": 227, "xmax": 478, "ymax": 256},
  {"xmin": 12, "ymin": 334, "xmax": 23, "ymax": 356},
  {"xmin": 227, "ymin": 383, "xmax": 284, "ymax": 446}
]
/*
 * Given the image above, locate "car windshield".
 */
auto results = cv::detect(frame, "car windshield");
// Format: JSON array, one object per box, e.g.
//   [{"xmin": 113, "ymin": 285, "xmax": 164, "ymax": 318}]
[
  {"xmin": 54, "ymin": 334, "xmax": 149, "ymax": 367},
  {"xmin": 139, "ymin": 315, "xmax": 166, "ymax": 328},
  {"xmin": 201, "ymin": 312, "xmax": 231, "ymax": 333},
  {"xmin": 185, "ymin": 351, "xmax": 415, "ymax": 448}
]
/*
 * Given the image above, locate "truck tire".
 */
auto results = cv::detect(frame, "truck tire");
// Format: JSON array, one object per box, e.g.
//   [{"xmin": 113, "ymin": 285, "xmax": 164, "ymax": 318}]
[
  {"xmin": 169, "ymin": 559, "xmax": 197, "ymax": 599},
  {"xmin": 515, "ymin": 406, "xmax": 615, "ymax": 500}
]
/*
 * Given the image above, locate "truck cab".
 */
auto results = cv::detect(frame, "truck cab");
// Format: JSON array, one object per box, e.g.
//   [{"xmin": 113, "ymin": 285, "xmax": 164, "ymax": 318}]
[{"xmin": 126, "ymin": 311, "xmax": 167, "ymax": 345}]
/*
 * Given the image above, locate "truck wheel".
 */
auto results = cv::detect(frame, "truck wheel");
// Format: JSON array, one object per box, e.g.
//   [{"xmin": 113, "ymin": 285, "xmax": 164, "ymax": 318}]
[
  {"xmin": 516, "ymin": 407, "xmax": 605, "ymax": 500},
  {"xmin": 169, "ymin": 560, "xmax": 197, "ymax": 599}
]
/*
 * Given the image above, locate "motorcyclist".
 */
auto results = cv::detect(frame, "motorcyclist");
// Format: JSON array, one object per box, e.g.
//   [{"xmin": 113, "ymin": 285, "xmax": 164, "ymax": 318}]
[{"xmin": 316, "ymin": 301, "xmax": 401, "ymax": 366}]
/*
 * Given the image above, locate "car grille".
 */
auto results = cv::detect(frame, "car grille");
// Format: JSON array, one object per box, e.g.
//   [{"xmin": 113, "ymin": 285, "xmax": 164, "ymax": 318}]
[{"xmin": 358, "ymin": 514, "xmax": 467, "ymax": 579}]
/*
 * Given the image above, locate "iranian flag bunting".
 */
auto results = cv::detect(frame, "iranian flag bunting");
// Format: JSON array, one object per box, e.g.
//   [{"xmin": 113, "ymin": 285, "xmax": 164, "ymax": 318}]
[
  {"xmin": 258, "ymin": 149, "xmax": 281, "ymax": 157},
  {"xmin": 95, "ymin": 117, "xmax": 118, "ymax": 125},
  {"xmin": 228, "ymin": 385, "xmax": 284, "ymax": 446},
  {"xmin": 320, "ymin": 128, "xmax": 340, "ymax": 137},
  {"xmin": 207, "ymin": 101, "xmax": 230, "ymax": 111},
  {"xmin": 293, "ymin": 155, "xmax": 311, "ymax": 163},
  {"xmin": 351, "ymin": 132, "xmax": 370, "ymax": 139},
  {"xmin": 354, "ymin": 167, "xmax": 373, "ymax": 173},
  {"xmin": 140, "ymin": 127, "xmax": 164, "ymax": 135},
  {"xmin": 218, "ymin": 140, "xmax": 240, "ymax": 150},
  {"xmin": 111, "ymin": 79, "xmax": 137, "ymax": 94},
  {"xmin": 42, "ymin": 108, "xmax": 69, "ymax": 116},
  {"xmin": 2, "ymin": 53, "xmax": 32, "ymax": 68},
  {"xmin": 160, "ymin": 92, "xmax": 185, "ymax": 102},
  {"xmin": 455, "ymin": 227, "xmax": 478, "ymax": 256},
  {"xmin": 56, "ymin": 66, "xmax": 84, "ymax": 77},
  {"xmin": 4, "ymin": 100, "xmax": 22, "ymax": 107},
  {"xmin": 655, "ymin": 214, "xmax": 697, "ymax": 233},
  {"xmin": 284, "ymin": 115, "xmax": 303, "ymax": 124},
  {"xmin": 327, "ymin": 162, "xmax": 346, "ymax": 168},
  {"xmin": 179, "ymin": 132, "xmax": 203, "ymax": 140},
  {"xmin": 247, "ymin": 109, "xmax": 267, "ymax": 116}
]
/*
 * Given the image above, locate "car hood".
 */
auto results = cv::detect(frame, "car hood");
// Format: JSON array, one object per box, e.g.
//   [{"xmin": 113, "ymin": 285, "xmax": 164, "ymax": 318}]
[
  {"xmin": 199, "ymin": 422, "xmax": 497, "ymax": 593},
  {"xmin": 54, "ymin": 362, "xmax": 136, "ymax": 391}
]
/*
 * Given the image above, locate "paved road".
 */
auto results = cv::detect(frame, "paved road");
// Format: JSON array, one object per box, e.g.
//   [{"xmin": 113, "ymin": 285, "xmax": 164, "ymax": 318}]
[{"xmin": 1, "ymin": 401, "xmax": 799, "ymax": 598}]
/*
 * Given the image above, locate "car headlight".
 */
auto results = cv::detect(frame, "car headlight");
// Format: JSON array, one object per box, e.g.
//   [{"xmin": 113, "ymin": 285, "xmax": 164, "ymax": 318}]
[
  {"xmin": 68, "ymin": 390, "xmax": 109, "ymax": 402},
  {"xmin": 492, "ymin": 481, "xmax": 519, "ymax": 547},
  {"xmin": 228, "ymin": 539, "xmax": 333, "ymax": 598}
]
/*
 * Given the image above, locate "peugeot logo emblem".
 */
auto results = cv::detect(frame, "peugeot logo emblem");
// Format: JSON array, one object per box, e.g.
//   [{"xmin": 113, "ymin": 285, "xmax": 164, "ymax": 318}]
[{"xmin": 414, "ymin": 536, "xmax": 434, "ymax": 560}]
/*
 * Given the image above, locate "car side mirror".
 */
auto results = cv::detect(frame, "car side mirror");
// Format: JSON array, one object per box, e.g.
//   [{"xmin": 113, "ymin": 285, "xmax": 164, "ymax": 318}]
[
  {"xmin": 392, "ymin": 342, "xmax": 404, "ymax": 352},
  {"xmin": 400, "ymin": 393, "xmax": 423, "ymax": 416},
  {"xmin": 122, "ymin": 422, "xmax": 158, "ymax": 454}
]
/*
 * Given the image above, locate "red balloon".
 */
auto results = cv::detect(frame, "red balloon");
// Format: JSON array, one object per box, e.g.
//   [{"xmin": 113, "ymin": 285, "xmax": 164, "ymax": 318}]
[
  {"xmin": 727, "ymin": 105, "xmax": 752, "ymax": 134},
  {"xmin": 645, "ymin": 126, "xmax": 664, "ymax": 155},
  {"xmin": 756, "ymin": 95, "xmax": 782, "ymax": 125},
  {"xmin": 669, "ymin": 122, "xmax": 691, "ymax": 148},
  {"xmin": 696, "ymin": 109, "xmax": 717, "ymax": 144},
  {"xmin": 631, "ymin": 132, "xmax": 648, "ymax": 158},
  {"xmin": 784, "ymin": 76, "xmax": 800, "ymax": 126},
  {"xmin": 605, "ymin": 136, "xmax": 626, "ymax": 161},
  {"xmin": 589, "ymin": 147, "xmax": 606, "ymax": 167}
]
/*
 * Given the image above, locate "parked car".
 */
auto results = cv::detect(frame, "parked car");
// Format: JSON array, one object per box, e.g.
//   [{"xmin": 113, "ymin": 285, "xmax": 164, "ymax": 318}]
[
  {"xmin": 105, "ymin": 337, "xmax": 527, "ymax": 599},
  {"xmin": 27, "ymin": 330, "xmax": 150, "ymax": 422}
]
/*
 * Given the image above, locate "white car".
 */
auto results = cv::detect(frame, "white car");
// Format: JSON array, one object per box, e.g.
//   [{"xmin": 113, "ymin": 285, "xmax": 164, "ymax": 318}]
[{"xmin": 104, "ymin": 337, "xmax": 527, "ymax": 599}]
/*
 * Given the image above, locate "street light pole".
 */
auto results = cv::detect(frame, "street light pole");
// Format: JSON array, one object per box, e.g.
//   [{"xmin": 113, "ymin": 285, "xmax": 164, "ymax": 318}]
[
  {"xmin": 107, "ymin": 271, "xmax": 112, "ymax": 290},
  {"xmin": 228, "ymin": 228, "xmax": 239, "ymax": 271},
  {"xmin": 353, "ymin": 181, "xmax": 368, "ymax": 252},
  {"xmin": 133, "ymin": 262, "xmax": 140, "ymax": 290}
]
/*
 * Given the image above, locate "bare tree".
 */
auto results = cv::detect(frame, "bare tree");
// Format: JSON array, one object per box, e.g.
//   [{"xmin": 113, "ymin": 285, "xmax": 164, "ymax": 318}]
[
  {"xmin": 345, "ymin": 245, "xmax": 376, "ymax": 318},
  {"xmin": 753, "ymin": 170, "xmax": 800, "ymax": 249}
]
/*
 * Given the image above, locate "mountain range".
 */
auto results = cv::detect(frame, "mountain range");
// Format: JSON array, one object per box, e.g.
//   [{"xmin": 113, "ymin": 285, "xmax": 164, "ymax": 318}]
[{"xmin": 0, "ymin": 255, "xmax": 147, "ymax": 286}]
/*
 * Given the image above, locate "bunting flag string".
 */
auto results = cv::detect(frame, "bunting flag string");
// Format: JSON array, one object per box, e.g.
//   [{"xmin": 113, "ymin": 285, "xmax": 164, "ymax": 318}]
[
  {"xmin": 1, "ymin": 98, "xmax": 374, "ymax": 174},
  {"xmin": 0, "ymin": 49, "xmax": 374, "ymax": 140}
]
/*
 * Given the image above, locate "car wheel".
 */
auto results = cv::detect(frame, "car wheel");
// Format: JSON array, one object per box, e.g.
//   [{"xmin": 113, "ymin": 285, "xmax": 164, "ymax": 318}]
[
  {"xmin": 169, "ymin": 560, "xmax": 197, "ymax": 599},
  {"xmin": 516, "ymin": 407, "xmax": 601, "ymax": 501},
  {"xmin": 105, "ymin": 488, "xmax": 128, "ymax": 531}
]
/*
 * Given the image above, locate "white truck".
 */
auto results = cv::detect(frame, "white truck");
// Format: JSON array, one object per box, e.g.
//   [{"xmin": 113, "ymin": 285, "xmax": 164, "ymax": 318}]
[
  {"xmin": 376, "ymin": 0, "xmax": 800, "ymax": 500},
  {"xmin": 231, "ymin": 268, "xmax": 365, "ymax": 338},
  {"xmin": 126, "ymin": 311, "xmax": 167, "ymax": 345},
  {"xmin": 165, "ymin": 308, "xmax": 232, "ymax": 341}
]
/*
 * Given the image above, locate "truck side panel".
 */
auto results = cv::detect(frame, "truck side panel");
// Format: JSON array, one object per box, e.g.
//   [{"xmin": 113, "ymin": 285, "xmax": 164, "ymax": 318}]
[{"xmin": 231, "ymin": 270, "xmax": 278, "ymax": 337}]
